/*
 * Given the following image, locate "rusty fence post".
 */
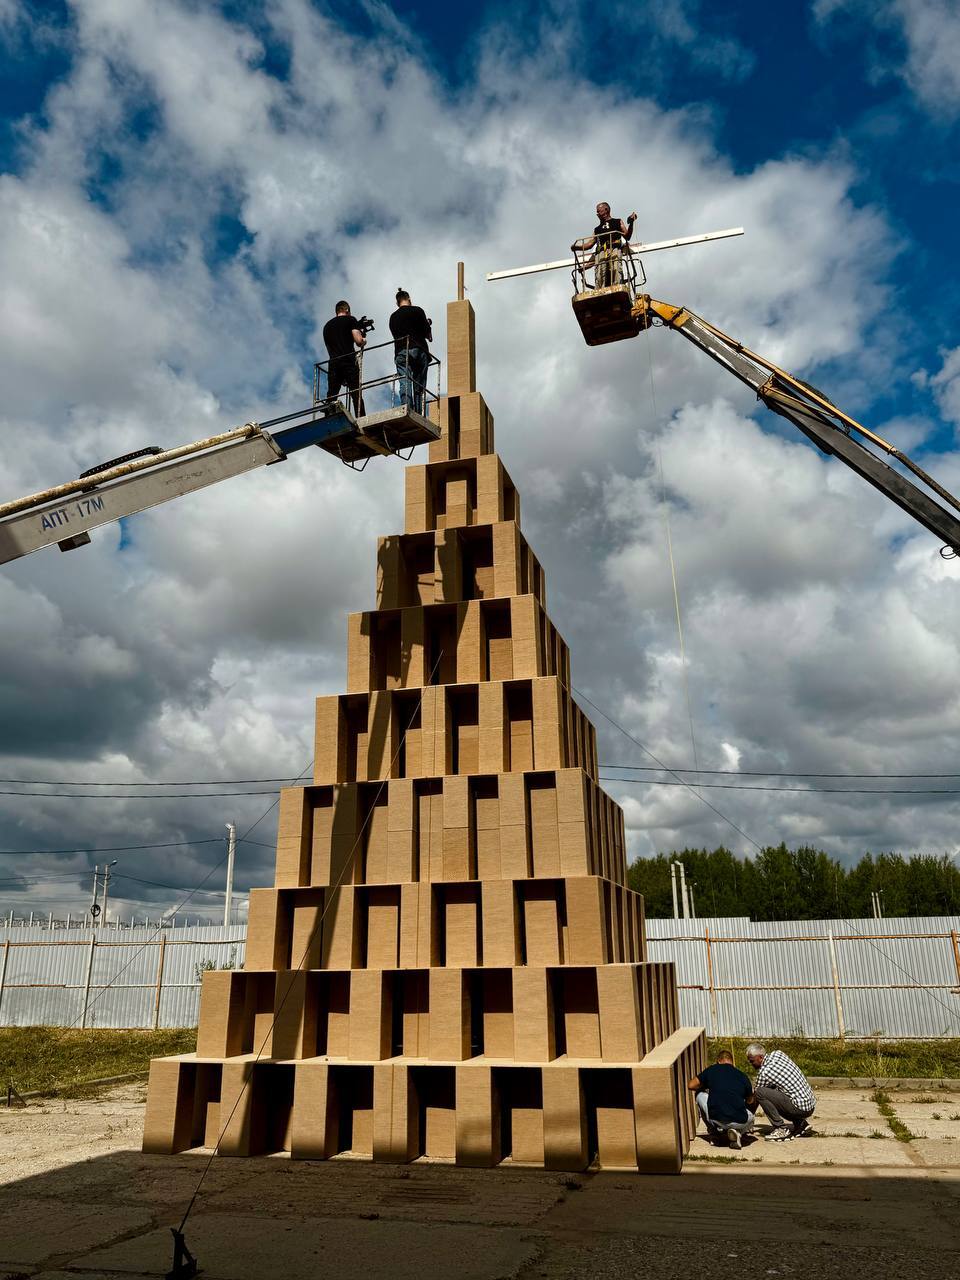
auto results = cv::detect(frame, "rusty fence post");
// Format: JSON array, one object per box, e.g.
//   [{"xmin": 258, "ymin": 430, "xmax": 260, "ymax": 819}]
[
  {"xmin": 828, "ymin": 929, "xmax": 845, "ymax": 1041},
  {"xmin": 153, "ymin": 935, "xmax": 167, "ymax": 1031}
]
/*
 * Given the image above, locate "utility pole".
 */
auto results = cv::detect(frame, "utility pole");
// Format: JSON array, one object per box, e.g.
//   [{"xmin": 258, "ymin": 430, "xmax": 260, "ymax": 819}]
[
  {"xmin": 670, "ymin": 862, "xmax": 679, "ymax": 920},
  {"xmin": 675, "ymin": 861, "xmax": 690, "ymax": 921},
  {"xmin": 91, "ymin": 864, "xmax": 101, "ymax": 928},
  {"xmin": 102, "ymin": 860, "xmax": 117, "ymax": 928},
  {"xmin": 688, "ymin": 882, "xmax": 697, "ymax": 920},
  {"xmin": 224, "ymin": 822, "xmax": 237, "ymax": 927}
]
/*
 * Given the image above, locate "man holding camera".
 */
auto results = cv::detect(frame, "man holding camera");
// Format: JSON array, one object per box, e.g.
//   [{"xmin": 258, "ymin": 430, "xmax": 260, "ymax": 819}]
[
  {"xmin": 389, "ymin": 288, "xmax": 432, "ymax": 415},
  {"xmin": 322, "ymin": 300, "xmax": 367, "ymax": 417},
  {"xmin": 574, "ymin": 201, "xmax": 638, "ymax": 288}
]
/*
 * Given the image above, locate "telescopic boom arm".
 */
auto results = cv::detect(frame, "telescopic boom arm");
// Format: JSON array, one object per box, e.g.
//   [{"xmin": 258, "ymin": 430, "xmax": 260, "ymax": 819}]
[{"xmin": 635, "ymin": 297, "xmax": 960, "ymax": 558}]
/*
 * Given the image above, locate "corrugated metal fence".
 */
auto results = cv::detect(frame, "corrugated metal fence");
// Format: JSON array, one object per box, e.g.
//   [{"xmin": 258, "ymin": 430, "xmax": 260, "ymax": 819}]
[
  {"xmin": 645, "ymin": 916, "xmax": 960, "ymax": 1039},
  {"xmin": 2, "ymin": 917, "xmax": 959, "ymax": 1037},
  {"xmin": 0, "ymin": 926, "xmax": 245, "ymax": 1029}
]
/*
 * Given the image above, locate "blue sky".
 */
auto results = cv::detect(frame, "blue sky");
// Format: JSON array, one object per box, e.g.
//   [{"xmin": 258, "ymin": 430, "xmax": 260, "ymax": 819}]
[{"xmin": 1, "ymin": 0, "xmax": 959, "ymax": 920}]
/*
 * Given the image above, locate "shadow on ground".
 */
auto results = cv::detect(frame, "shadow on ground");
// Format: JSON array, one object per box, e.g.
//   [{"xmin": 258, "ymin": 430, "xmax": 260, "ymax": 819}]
[{"xmin": 1, "ymin": 1145, "xmax": 959, "ymax": 1280}]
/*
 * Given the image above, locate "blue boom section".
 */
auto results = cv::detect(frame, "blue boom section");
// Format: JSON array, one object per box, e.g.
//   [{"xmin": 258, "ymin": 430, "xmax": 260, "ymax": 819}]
[{"xmin": 270, "ymin": 411, "xmax": 355, "ymax": 454}]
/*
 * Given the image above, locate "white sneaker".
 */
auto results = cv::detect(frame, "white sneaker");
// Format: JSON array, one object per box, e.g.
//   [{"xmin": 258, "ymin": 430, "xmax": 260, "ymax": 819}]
[
  {"xmin": 768, "ymin": 1125, "xmax": 793, "ymax": 1142},
  {"xmin": 727, "ymin": 1128, "xmax": 742, "ymax": 1149}
]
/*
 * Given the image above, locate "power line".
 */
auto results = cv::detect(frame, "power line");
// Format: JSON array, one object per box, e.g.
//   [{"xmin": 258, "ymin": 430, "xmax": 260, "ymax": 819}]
[
  {"xmin": 0, "ymin": 776, "xmax": 302, "ymax": 786},
  {"xmin": 600, "ymin": 776, "xmax": 960, "ymax": 795},
  {"xmin": 573, "ymin": 685, "xmax": 765, "ymax": 852},
  {"xmin": 0, "ymin": 838, "xmax": 226, "ymax": 858},
  {"xmin": 0, "ymin": 788, "xmax": 281, "ymax": 799},
  {"xmin": 602, "ymin": 763, "xmax": 960, "ymax": 780}
]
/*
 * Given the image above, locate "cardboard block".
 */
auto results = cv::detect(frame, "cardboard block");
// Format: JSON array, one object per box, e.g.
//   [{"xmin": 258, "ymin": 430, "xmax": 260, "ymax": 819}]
[
  {"xmin": 274, "ymin": 787, "xmax": 311, "ymax": 888},
  {"xmin": 321, "ymin": 886, "xmax": 359, "ymax": 969},
  {"xmin": 561, "ymin": 968, "xmax": 601, "ymax": 1059},
  {"xmin": 373, "ymin": 1064, "xmax": 417, "ymax": 1162},
  {"xmin": 443, "ymin": 885, "xmax": 481, "ymax": 967},
  {"xmin": 349, "ymin": 968, "xmax": 392, "ymax": 1060},
  {"xmin": 362, "ymin": 791, "xmax": 390, "ymax": 883},
  {"xmin": 400, "ymin": 608, "xmax": 425, "ymax": 687},
  {"xmin": 399, "ymin": 969, "xmax": 429, "ymax": 1056},
  {"xmin": 423, "ymin": 1098, "xmax": 457, "ymax": 1157},
  {"xmin": 366, "ymin": 690, "xmax": 394, "ymax": 781},
  {"xmin": 445, "ymin": 471, "xmax": 471, "ymax": 529},
  {"xmin": 291, "ymin": 888, "xmax": 326, "ymax": 970},
  {"xmin": 376, "ymin": 535, "xmax": 403, "ymax": 611},
  {"xmin": 400, "ymin": 881, "xmax": 436, "ymax": 968},
  {"xmin": 417, "ymin": 783, "xmax": 444, "ymax": 881},
  {"xmin": 457, "ymin": 391, "xmax": 494, "ymax": 458},
  {"xmin": 366, "ymin": 886, "xmax": 401, "ymax": 968},
  {"xmin": 522, "ymin": 884, "xmax": 563, "ymax": 966},
  {"xmin": 435, "ymin": 528, "xmax": 464, "ymax": 603},
  {"xmin": 478, "ymin": 683, "xmax": 506, "ymax": 774},
  {"xmin": 442, "ymin": 827, "xmax": 473, "ymax": 881},
  {"xmin": 542, "ymin": 1068, "xmax": 587, "ymax": 1171},
  {"xmin": 475, "ymin": 456, "xmax": 503, "ymax": 524},
  {"xmin": 529, "ymin": 777, "xmax": 560, "ymax": 877},
  {"xmin": 499, "ymin": 823, "xmax": 530, "ymax": 878},
  {"xmin": 245, "ymin": 889, "xmax": 287, "ymax": 971},
  {"xmin": 196, "ymin": 970, "xmax": 242, "ymax": 1058},
  {"xmin": 443, "ymin": 774, "xmax": 470, "ymax": 828},
  {"xmin": 447, "ymin": 298, "xmax": 477, "ymax": 396},
  {"xmin": 512, "ymin": 968, "xmax": 555, "ymax": 1062},
  {"xmin": 532, "ymin": 678, "xmax": 563, "ymax": 770},
  {"xmin": 428, "ymin": 396, "xmax": 452, "ymax": 463},
  {"xmin": 142, "ymin": 1058, "xmax": 195, "ymax": 1154},
  {"xmin": 404, "ymin": 465, "xmax": 430, "ymax": 534},
  {"xmin": 498, "ymin": 770, "xmax": 526, "ymax": 826},
  {"xmin": 481, "ymin": 969, "xmax": 514, "ymax": 1058},
  {"xmin": 347, "ymin": 613, "xmax": 371, "ymax": 694},
  {"xmin": 476, "ymin": 827, "xmax": 501, "ymax": 880},
  {"xmin": 556, "ymin": 770, "xmax": 587, "ymax": 824},
  {"xmin": 631, "ymin": 1064, "xmax": 681, "ymax": 1174},
  {"xmin": 485, "ymin": 604, "xmax": 513, "ymax": 681},
  {"xmin": 564, "ymin": 878, "xmax": 607, "ymax": 966},
  {"xmin": 323, "ymin": 972, "xmax": 351, "ymax": 1057},
  {"xmin": 597, "ymin": 965, "xmax": 643, "ymax": 1062},
  {"xmin": 481, "ymin": 880, "xmax": 521, "ymax": 966},
  {"xmin": 217, "ymin": 1061, "xmax": 256, "ymax": 1156},
  {"xmin": 273, "ymin": 970, "xmax": 311, "ymax": 1060},
  {"xmin": 492, "ymin": 522, "xmax": 522, "ymax": 598},
  {"xmin": 457, "ymin": 719, "xmax": 480, "ymax": 774},
  {"xmin": 510, "ymin": 1105, "xmax": 545, "ymax": 1164},
  {"xmin": 596, "ymin": 1101, "xmax": 637, "ymax": 1168},
  {"xmin": 290, "ymin": 1062, "xmax": 333, "ymax": 1159},
  {"xmin": 509, "ymin": 596, "xmax": 540, "ymax": 678},
  {"xmin": 389, "ymin": 777, "xmax": 415, "ymax": 830},
  {"xmin": 558, "ymin": 821, "xmax": 590, "ymax": 877},
  {"xmin": 429, "ymin": 968, "xmax": 470, "ymax": 1060},
  {"xmin": 314, "ymin": 695, "xmax": 345, "ymax": 785},
  {"xmin": 455, "ymin": 1065, "xmax": 498, "ymax": 1166},
  {"xmin": 456, "ymin": 600, "xmax": 484, "ymax": 683},
  {"xmin": 387, "ymin": 827, "xmax": 417, "ymax": 882}
]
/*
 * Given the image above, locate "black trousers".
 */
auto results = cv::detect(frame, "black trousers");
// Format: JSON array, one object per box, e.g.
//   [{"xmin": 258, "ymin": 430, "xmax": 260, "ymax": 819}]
[{"xmin": 326, "ymin": 355, "xmax": 365, "ymax": 417}]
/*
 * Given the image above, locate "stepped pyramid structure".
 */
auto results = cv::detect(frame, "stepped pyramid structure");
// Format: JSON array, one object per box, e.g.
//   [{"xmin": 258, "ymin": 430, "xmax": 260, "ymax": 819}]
[{"xmin": 143, "ymin": 293, "xmax": 705, "ymax": 1172}]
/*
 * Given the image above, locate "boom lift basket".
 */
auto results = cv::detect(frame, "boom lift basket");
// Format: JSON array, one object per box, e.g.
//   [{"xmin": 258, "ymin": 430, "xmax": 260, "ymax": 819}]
[
  {"xmin": 313, "ymin": 338, "xmax": 442, "ymax": 467},
  {"xmin": 570, "ymin": 241, "xmax": 650, "ymax": 346}
]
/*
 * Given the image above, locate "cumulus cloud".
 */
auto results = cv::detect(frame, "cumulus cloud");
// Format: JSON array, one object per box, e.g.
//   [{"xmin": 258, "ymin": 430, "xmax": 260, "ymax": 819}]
[
  {"xmin": 0, "ymin": 0, "xmax": 958, "ymax": 920},
  {"xmin": 815, "ymin": 0, "xmax": 960, "ymax": 119}
]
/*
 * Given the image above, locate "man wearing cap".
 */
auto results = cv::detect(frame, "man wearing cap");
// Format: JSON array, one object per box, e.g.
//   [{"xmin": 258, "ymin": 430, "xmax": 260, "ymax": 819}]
[
  {"xmin": 687, "ymin": 1049, "xmax": 756, "ymax": 1149},
  {"xmin": 746, "ymin": 1042, "xmax": 817, "ymax": 1141}
]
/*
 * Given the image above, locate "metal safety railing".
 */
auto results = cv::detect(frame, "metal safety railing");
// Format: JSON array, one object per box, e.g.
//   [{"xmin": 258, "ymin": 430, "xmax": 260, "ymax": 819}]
[
  {"xmin": 312, "ymin": 337, "xmax": 441, "ymax": 418},
  {"xmin": 570, "ymin": 235, "xmax": 647, "ymax": 299}
]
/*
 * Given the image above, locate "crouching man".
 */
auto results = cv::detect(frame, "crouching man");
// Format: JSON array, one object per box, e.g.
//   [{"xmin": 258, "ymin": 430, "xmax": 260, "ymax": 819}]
[
  {"xmin": 687, "ymin": 1049, "xmax": 756, "ymax": 1149},
  {"xmin": 746, "ymin": 1042, "xmax": 816, "ymax": 1141}
]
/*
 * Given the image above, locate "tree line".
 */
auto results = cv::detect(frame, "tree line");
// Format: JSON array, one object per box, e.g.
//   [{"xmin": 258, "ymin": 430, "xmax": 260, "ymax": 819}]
[{"xmin": 626, "ymin": 844, "xmax": 960, "ymax": 920}]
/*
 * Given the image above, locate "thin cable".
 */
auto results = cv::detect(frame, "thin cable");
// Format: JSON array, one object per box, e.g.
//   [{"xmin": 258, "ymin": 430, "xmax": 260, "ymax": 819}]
[
  {"xmin": 574, "ymin": 684, "xmax": 763, "ymax": 852},
  {"xmin": 0, "ymin": 839, "xmax": 225, "ymax": 857},
  {"xmin": 600, "ymin": 776, "xmax": 960, "ymax": 795},
  {"xmin": 646, "ymin": 329, "xmax": 701, "ymax": 793},
  {"xmin": 0, "ymin": 788, "xmax": 282, "ymax": 799},
  {"xmin": 62, "ymin": 758, "xmax": 314, "ymax": 1033},
  {"xmin": 601, "ymin": 764, "xmax": 960, "ymax": 779},
  {"xmin": 177, "ymin": 651, "xmax": 444, "ymax": 1234},
  {"xmin": 0, "ymin": 776, "xmax": 303, "ymax": 786}
]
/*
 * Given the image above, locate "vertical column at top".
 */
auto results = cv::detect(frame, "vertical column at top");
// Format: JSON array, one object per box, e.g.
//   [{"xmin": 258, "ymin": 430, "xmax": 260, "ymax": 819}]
[{"xmin": 447, "ymin": 298, "xmax": 476, "ymax": 396}]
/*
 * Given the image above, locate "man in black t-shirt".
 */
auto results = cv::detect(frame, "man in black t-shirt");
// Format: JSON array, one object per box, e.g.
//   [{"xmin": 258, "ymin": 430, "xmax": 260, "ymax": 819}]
[
  {"xmin": 574, "ymin": 201, "xmax": 638, "ymax": 288},
  {"xmin": 322, "ymin": 300, "xmax": 366, "ymax": 416},
  {"xmin": 389, "ymin": 289, "xmax": 432, "ymax": 414},
  {"xmin": 687, "ymin": 1050, "xmax": 756, "ymax": 1149}
]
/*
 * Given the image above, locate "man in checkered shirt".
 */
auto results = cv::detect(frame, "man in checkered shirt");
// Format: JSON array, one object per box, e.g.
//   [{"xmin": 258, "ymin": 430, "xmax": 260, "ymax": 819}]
[{"xmin": 746, "ymin": 1043, "xmax": 816, "ymax": 1141}]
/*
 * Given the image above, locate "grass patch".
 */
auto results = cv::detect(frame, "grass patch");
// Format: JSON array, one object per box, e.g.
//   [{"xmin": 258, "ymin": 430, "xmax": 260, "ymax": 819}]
[
  {"xmin": 0, "ymin": 1027, "xmax": 197, "ymax": 1094},
  {"xmin": 872, "ymin": 1089, "xmax": 915, "ymax": 1142},
  {"xmin": 707, "ymin": 1037, "xmax": 960, "ymax": 1079}
]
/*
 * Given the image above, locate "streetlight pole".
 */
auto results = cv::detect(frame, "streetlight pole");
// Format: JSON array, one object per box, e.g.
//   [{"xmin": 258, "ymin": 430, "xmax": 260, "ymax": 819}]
[{"xmin": 224, "ymin": 822, "xmax": 237, "ymax": 927}]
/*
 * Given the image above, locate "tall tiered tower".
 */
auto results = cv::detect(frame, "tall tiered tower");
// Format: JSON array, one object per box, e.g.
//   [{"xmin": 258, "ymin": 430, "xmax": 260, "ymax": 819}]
[{"xmin": 143, "ymin": 292, "xmax": 704, "ymax": 1172}]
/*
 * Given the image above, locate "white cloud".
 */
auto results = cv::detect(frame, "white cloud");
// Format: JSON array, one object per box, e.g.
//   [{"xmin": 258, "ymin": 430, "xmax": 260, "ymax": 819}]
[
  {"xmin": 815, "ymin": 0, "xmax": 960, "ymax": 118},
  {"xmin": 0, "ymin": 0, "xmax": 958, "ymax": 917}
]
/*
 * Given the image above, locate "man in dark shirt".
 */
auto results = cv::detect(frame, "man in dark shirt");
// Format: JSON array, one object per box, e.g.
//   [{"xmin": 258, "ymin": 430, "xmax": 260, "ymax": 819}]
[
  {"xmin": 389, "ymin": 289, "xmax": 432, "ymax": 415},
  {"xmin": 687, "ymin": 1050, "xmax": 756, "ymax": 1149},
  {"xmin": 574, "ymin": 201, "xmax": 637, "ymax": 288},
  {"xmin": 322, "ymin": 300, "xmax": 366, "ymax": 416}
]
